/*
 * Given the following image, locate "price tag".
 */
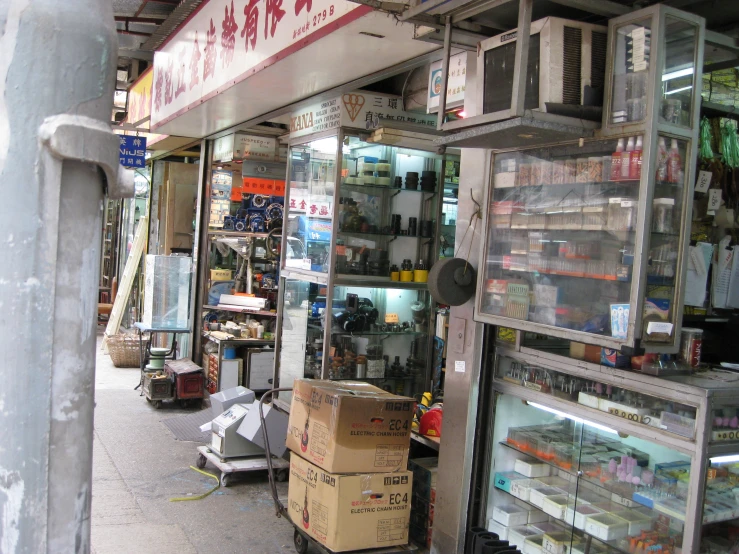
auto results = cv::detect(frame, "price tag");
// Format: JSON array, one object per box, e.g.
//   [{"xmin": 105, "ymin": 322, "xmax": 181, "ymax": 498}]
[
  {"xmin": 455, "ymin": 360, "xmax": 465, "ymax": 373},
  {"xmin": 646, "ymin": 321, "xmax": 673, "ymax": 335},
  {"xmin": 708, "ymin": 189, "xmax": 722, "ymax": 212},
  {"xmin": 384, "ymin": 313, "xmax": 399, "ymax": 324},
  {"xmin": 695, "ymin": 170, "xmax": 712, "ymax": 193}
]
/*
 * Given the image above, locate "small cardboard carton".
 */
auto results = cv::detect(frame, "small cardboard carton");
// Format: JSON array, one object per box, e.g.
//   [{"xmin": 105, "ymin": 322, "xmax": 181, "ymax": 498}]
[
  {"xmin": 288, "ymin": 455, "xmax": 412, "ymax": 552},
  {"xmin": 286, "ymin": 379, "xmax": 414, "ymax": 474}
]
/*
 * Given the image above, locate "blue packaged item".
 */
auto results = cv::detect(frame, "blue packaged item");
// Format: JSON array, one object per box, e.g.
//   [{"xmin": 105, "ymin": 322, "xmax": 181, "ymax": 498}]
[
  {"xmin": 223, "ymin": 347, "xmax": 237, "ymax": 360},
  {"xmin": 609, "ymin": 303, "xmax": 630, "ymax": 339},
  {"xmin": 601, "ymin": 348, "xmax": 630, "ymax": 368}
]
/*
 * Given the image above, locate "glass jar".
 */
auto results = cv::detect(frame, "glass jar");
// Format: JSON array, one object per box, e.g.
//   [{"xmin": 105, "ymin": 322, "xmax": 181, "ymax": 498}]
[{"xmin": 652, "ymin": 197, "xmax": 675, "ymax": 233}]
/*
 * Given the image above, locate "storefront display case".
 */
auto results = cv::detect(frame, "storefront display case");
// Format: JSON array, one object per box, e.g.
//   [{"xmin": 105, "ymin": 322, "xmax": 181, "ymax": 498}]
[
  {"xmin": 474, "ymin": 5, "xmax": 704, "ymax": 353},
  {"xmin": 481, "ymin": 345, "xmax": 739, "ymax": 553},
  {"xmin": 275, "ymin": 128, "xmax": 458, "ymax": 400}
]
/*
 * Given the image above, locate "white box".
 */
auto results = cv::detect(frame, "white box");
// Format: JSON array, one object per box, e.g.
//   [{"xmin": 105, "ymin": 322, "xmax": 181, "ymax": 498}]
[
  {"xmin": 541, "ymin": 494, "xmax": 571, "ymax": 520},
  {"xmin": 527, "ymin": 508, "xmax": 549, "ymax": 524},
  {"xmin": 510, "ymin": 479, "xmax": 540, "ymax": 502},
  {"xmin": 493, "ymin": 504, "xmax": 530, "ymax": 528},
  {"xmin": 508, "ymin": 526, "xmax": 543, "ymax": 548},
  {"xmin": 611, "ymin": 510, "xmax": 653, "ymax": 535},
  {"xmin": 529, "ymin": 486, "xmax": 566, "ymax": 509},
  {"xmin": 542, "ymin": 532, "xmax": 580, "ymax": 554},
  {"xmin": 514, "ymin": 459, "xmax": 551, "ymax": 478},
  {"xmin": 487, "ymin": 519, "xmax": 509, "ymax": 540},
  {"xmin": 565, "ymin": 503, "xmax": 605, "ymax": 530},
  {"xmin": 496, "ymin": 171, "xmax": 517, "ymax": 188},
  {"xmin": 524, "ymin": 535, "xmax": 545, "ymax": 554},
  {"xmin": 578, "ymin": 392, "xmax": 601, "ymax": 409},
  {"xmin": 584, "ymin": 513, "xmax": 629, "ymax": 541}
]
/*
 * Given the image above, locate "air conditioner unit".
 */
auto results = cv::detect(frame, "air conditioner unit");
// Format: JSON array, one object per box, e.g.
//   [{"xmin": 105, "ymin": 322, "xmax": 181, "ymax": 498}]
[{"xmin": 477, "ymin": 17, "xmax": 608, "ymax": 118}]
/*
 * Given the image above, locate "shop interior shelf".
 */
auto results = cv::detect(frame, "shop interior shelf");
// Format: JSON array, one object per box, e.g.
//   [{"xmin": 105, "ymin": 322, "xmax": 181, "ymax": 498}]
[
  {"xmin": 207, "ymin": 230, "xmax": 270, "ymax": 238},
  {"xmin": 411, "ymin": 431, "xmax": 440, "ymax": 451},
  {"xmin": 334, "ymin": 275, "xmax": 429, "ymax": 290},
  {"xmin": 493, "ymin": 180, "xmax": 681, "ymax": 192},
  {"xmin": 497, "ymin": 265, "xmax": 633, "ymax": 284},
  {"xmin": 202, "ymin": 304, "xmax": 278, "ymax": 317},
  {"xmin": 494, "ymin": 481, "xmax": 638, "ymax": 554},
  {"xmin": 341, "ymin": 181, "xmax": 437, "ymax": 195},
  {"xmin": 331, "ymin": 330, "xmax": 428, "ymax": 337},
  {"xmin": 201, "ymin": 331, "xmax": 275, "ymax": 345},
  {"xmin": 338, "ymin": 229, "xmax": 434, "ymax": 240}
]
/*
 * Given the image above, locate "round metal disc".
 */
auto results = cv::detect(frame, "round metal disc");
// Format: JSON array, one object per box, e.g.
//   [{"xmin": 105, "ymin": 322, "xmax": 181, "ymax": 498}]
[{"xmin": 427, "ymin": 257, "xmax": 476, "ymax": 306}]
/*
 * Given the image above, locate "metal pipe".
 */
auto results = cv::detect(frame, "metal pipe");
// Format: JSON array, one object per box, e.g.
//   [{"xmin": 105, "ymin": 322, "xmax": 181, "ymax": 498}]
[{"xmin": 0, "ymin": 0, "xmax": 128, "ymax": 551}]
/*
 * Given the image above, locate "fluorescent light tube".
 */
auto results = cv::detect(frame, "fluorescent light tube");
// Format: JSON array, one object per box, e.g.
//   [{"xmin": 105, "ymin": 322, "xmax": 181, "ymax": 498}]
[{"xmin": 528, "ymin": 402, "xmax": 618, "ymax": 434}]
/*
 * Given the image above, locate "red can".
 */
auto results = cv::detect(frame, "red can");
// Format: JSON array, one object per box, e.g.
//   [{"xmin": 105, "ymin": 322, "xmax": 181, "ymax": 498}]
[{"xmin": 680, "ymin": 327, "xmax": 703, "ymax": 368}]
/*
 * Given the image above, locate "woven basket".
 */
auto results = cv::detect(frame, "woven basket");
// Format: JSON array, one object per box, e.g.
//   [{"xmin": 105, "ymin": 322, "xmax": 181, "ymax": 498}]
[{"xmin": 107, "ymin": 333, "xmax": 142, "ymax": 368}]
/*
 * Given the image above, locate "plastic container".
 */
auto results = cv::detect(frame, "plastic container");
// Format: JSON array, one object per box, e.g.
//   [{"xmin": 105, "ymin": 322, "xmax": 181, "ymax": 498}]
[
  {"xmin": 607, "ymin": 198, "xmax": 637, "ymax": 231},
  {"xmin": 680, "ymin": 327, "xmax": 703, "ymax": 368},
  {"xmin": 652, "ymin": 198, "xmax": 675, "ymax": 233},
  {"xmin": 576, "ymin": 158, "xmax": 590, "ymax": 183}
]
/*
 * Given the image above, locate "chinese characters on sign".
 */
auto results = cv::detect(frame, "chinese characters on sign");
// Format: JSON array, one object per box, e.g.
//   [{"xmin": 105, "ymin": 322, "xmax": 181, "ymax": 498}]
[
  {"xmin": 150, "ymin": 0, "xmax": 363, "ymax": 129},
  {"xmin": 119, "ymin": 135, "xmax": 147, "ymax": 168},
  {"xmin": 427, "ymin": 52, "xmax": 467, "ymax": 113},
  {"xmin": 290, "ymin": 92, "xmax": 436, "ymax": 139}
]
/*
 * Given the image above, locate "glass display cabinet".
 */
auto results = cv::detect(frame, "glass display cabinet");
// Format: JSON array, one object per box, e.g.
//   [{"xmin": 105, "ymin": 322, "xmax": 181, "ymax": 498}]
[
  {"xmin": 481, "ymin": 346, "xmax": 739, "ymax": 553},
  {"xmin": 475, "ymin": 5, "xmax": 705, "ymax": 353},
  {"xmin": 275, "ymin": 128, "xmax": 458, "ymax": 400}
]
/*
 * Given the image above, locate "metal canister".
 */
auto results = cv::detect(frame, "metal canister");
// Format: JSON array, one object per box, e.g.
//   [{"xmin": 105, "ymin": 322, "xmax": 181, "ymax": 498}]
[{"xmin": 680, "ymin": 327, "xmax": 703, "ymax": 368}]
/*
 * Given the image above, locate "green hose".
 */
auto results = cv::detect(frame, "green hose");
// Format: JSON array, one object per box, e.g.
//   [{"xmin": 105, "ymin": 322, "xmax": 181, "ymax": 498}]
[{"xmin": 699, "ymin": 117, "xmax": 714, "ymax": 160}]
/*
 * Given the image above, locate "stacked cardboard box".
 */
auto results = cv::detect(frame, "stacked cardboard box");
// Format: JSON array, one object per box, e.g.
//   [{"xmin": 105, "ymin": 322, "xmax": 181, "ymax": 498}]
[
  {"xmin": 286, "ymin": 379, "xmax": 415, "ymax": 552},
  {"xmin": 408, "ymin": 457, "xmax": 438, "ymax": 548}
]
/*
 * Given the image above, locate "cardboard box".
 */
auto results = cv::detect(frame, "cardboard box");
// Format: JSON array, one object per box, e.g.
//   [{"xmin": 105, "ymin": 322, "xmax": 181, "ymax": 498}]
[
  {"xmin": 237, "ymin": 402, "xmax": 290, "ymax": 459},
  {"xmin": 287, "ymin": 455, "xmax": 412, "ymax": 552},
  {"xmin": 286, "ymin": 379, "xmax": 414, "ymax": 474}
]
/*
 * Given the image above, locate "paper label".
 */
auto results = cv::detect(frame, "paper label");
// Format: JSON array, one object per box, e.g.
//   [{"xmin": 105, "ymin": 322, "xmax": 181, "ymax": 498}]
[
  {"xmin": 455, "ymin": 361, "xmax": 465, "ymax": 373},
  {"xmin": 708, "ymin": 189, "xmax": 722, "ymax": 211},
  {"xmin": 646, "ymin": 321, "xmax": 673, "ymax": 335},
  {"xmin": 384, "ymin": 313, "xmax": 399, "ymax": 324},
  {"xmin": 695, "ymin": 170, "xmax": 712, "ymax": 193}
]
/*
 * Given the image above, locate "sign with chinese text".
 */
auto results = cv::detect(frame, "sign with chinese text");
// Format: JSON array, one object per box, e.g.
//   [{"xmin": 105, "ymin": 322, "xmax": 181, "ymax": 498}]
[
  {"xmin": 213, "ymin": 134, "xmax": 236, "ymax": 162},
  {"xmin": 299, "ymin": 215, "xmax": 332, "ymax": 241},
  {"xmin": 290, "ymin": 92, "xmax": 436, "ymax": 139},
  {"xmin": 235, "ymin": 133, "xmax": 277, "ymax": 160},
  {"xmin": 127, "ymin": 69, "xmax": 153, "ymax": 126},
  {"xmin": 288, "ymin": 188, "xmax": 332, "ymax": 218},
  {"xmin": 119, "ymin": 135, "xmax": 147, "ymax": 168},
  {"xmin": 150, "ymin": 0, "xmax": 365, "ymax": 130},
  {"xmin": 428, "ymin": 52, "xmax": 466, "ymax": 113},
  {"xmin": 241, "ymin": 176, "xmax": 286, "ymax": 195},
  {"xmin": 210, "ymin": 170, "xmax": 233, "ymax": 227}
]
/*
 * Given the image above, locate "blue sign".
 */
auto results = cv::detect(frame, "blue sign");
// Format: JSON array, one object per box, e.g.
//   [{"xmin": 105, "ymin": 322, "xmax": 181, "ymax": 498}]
[
  {"xmin": 298, "ymin": 216, "xmax": 332, "ymax": 242},
  {"xmin": 119, "ymin": 135, "xmax": 147, "ymax": 168}
]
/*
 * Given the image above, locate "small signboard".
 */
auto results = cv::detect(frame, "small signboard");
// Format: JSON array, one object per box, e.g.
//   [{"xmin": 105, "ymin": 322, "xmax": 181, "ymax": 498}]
[{"xmin": 119, "ymin": 135, "xmax": 147, "ymax": 168}]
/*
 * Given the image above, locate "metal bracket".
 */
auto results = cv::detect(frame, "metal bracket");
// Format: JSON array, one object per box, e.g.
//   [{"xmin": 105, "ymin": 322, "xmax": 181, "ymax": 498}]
[{"xmin": 38, "ymin": 114, "xmax": 135, "ymax": 199}]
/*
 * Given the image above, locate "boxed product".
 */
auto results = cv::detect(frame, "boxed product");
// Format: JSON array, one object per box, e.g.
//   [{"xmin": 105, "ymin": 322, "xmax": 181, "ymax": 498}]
[
  {"xmin": 410, "ymin": 457, "xmax": 438, "ymax": 502},
  {"xmin": 570, "ymin": 342, "xmax": 602, "ymax": 363},
  {"xmin": 541, "ymin": 494, "xmax": 571, "ymax": 519},
  {"xmin": 288, "ymin": 455, "xmax": 412, "ymax": 552},
  {"xmin": 487, "ymin": 519, "xmax": 509, "ymax": 540},
  {"xmin": 286, "ymin": 379, "xmax": 414, "ymax": 473},
  {"xmin": 601, "ymin": 348, "xmax": 630, "ymax": 368},
  {"xmin": 508, "ymin": 526, "xmax": 543, "ymax": 549},
  {"xmin": 494, "ymin": 471, "xmax": 528, "ymax": 494},
  {"xmin": 514, "ymin": 459, "xmax": 551, "ymax": 478},
  {"xmin": 493, "ymin": 504, "xmax": 530, "ymax": 527}
]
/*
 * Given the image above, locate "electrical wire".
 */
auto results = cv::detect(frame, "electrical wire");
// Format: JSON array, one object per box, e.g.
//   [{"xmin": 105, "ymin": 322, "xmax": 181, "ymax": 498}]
[{"xmin": 169, "ymin": 466, "xmax": 220, "ymax": 502}]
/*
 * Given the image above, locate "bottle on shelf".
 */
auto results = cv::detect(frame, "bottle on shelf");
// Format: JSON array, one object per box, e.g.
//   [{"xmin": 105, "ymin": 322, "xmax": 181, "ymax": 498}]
[
  {"xmin": 667, "ymin": 139, "xmax": 683, "ymax": 184},
  {"xmin": 621, "ymin": 137, "xmax": 634, "ymax": 179},
  {"xmin": 610, "ymin": 138, "xmax": 624, "ymax": 181},
  {"xmin": 656, "ymin": 137, "xmax": 669, "ymax": 182},
  {"xmin": 629, "ymin": 135, "xmax": 643, "ymax": 180}
]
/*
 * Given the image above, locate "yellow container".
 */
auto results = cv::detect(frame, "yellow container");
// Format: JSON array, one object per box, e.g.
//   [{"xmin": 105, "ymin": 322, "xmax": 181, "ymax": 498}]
[
  {"xmin": 400, "ymin": 270, "xmax": 413, "ymax": 282},
  {"xmin": 413, "ymin": 269, "xmax": 429, "ymax": 283},
  {"xmin": 390, "ymin": 271, "xmax": 400, "ymax": 281},
  {"xmin": 211, "ymin": 268, "xmax": 233, "ymax": 281}
]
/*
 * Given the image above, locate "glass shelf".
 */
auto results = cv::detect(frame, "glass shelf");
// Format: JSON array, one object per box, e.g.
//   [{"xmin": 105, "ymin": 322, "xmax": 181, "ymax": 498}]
[
  {"xmin": 495, "ymin": 354, "xmax": 698, "ymax": 441},
  {"xmin": 331, "ymin": 330, "xmax": 428, "ymax": 337},
  {"xmin": 486, "ymin": 391, "xmax": 692, "ymax": 554},
  {"xmin": 338, "ymin": 229, "xmax": 434, "ymax": 239},
  {"xmin": 341, "ymin": 180, "xmax": 437, "ymax": 195}
]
